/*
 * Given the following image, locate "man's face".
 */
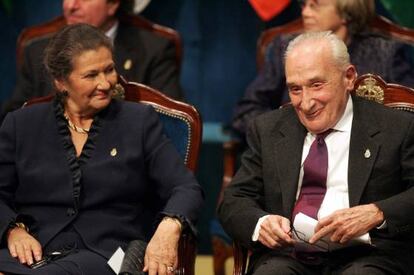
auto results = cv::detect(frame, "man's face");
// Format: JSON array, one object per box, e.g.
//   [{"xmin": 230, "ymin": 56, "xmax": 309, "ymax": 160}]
[
  {"xmin": 285, "ymin": 40, "xmax": 356, "ymax": 134},
  {"xmin": 301, "ymin": 0, "xmax": 345, "ymax": 34},
  {"xmin": 63, "ymin": 0, "xmax": 119, "ymax": 30}
]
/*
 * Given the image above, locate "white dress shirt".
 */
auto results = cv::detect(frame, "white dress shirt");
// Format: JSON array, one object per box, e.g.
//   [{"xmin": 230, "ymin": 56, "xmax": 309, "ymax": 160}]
[{"xmin": 105, "ymin": 20, "xmax": 119, "ymax": 44}]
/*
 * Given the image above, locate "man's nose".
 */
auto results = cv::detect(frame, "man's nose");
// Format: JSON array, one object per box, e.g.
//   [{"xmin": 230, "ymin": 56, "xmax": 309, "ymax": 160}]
[
  {"xmin": 300, "ymin": 88, "xmax": 315, "ymax": 111},
  {"xmin": 66, "ymin": 0, "xmax": 80, "ymax": 10}
]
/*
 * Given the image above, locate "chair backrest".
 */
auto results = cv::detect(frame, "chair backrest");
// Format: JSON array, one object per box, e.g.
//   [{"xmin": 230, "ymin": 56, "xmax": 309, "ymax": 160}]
[
  {"xmin": 119, "ymin": 77, "xmax": 202, "ymax": 171},
  {"xmin": 16, "ymin": 15, "xmax": 183, "ymax": 69},
  {"xmin": 256, "ymin": 15, "xmax": 414, "ymax": 70},
  {"xmin": 352, "ymin": 73, "xmax": 414, "ymax": 112},
  {"xmin": 24, "ymin": 77, "xmax": 202, "ymax": 275}
]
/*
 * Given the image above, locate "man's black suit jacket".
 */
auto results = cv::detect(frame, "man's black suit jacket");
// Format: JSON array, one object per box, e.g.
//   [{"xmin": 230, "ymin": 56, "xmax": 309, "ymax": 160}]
[
  {"xmin": 1, "ymin": 20, "xmax": 183, "ymax": 121},
  {"xmin": 0, "ymin": 99, "xmax": 202, "ymax": 259},
  {"xmin": 219, "ymin": 96, "xmax": 414, "ymax": 272}
]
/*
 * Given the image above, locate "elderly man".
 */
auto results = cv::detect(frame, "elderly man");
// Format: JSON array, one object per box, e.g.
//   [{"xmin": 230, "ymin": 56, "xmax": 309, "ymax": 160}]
[
  {"xmin": 232, "ymin": 0, "xmax": 414, "ymax": 138},
  {"xmin": 219, "ymin": 31, "xmax": 414, "ymax": 274},
  {"xmin": 1, "ymin": 0, "xmax": 182, "ymax": 121}
]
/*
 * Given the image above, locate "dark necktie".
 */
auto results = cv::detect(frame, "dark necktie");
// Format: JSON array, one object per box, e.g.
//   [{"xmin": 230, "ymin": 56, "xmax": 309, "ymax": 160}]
[{"xmin": 292, "ymin": 130, "xmax": 332, "ymax": 220}]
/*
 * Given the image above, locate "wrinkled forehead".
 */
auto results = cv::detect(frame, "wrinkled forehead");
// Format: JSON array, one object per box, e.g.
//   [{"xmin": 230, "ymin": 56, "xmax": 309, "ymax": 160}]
[{"xmin": 285, "ymin": 42, "xmax": 340, "ymax": 79}]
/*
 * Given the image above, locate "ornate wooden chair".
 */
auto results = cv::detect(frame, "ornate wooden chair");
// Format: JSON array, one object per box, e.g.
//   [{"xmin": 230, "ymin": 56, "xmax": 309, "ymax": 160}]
[
  {"xmin": 228, "ymin": 73, "xmax": 414, "ymax": 275},
  {"xmin": 25, "ymin": 76, "xmax": 202, "ymax": 275},
  {"xmin": 213, "ymin": 15, "xmax": 414, "ymax": 275},
  {"xmin": 16, "ymin": 14, "xmax": 182, "ymax": 69}
]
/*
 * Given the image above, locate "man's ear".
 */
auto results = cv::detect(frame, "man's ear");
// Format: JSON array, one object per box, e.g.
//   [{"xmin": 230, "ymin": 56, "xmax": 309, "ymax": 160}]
[
  {"xmin": 107, "ymin": 0, "xmax": 120, "ymax": 17},
  {"xmin": 344, "ymin": 65, "xmax": 357, "ymax": 92}
]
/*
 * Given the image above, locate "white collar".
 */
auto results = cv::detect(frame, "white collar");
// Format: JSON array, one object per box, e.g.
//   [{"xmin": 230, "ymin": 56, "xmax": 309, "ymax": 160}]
[
  {"xmin": 105, "ymin": 20, "xmax": 119, "ymax": 44},
  {"xmin": 332, "ymin": 95, "xmax": 353, "ymax": 133}
]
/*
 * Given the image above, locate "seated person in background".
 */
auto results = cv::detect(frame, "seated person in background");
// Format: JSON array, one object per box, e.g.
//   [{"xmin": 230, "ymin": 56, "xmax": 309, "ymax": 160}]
[
  {"xmin": 232, "ymin": 0, "xmax": 414, "ymax": 138},
  {"xmin": 219, "ymin": 31, "xmax": 414, "ymax": 274},
  {"xmin": 0, "ymin": 23, "xmax": 203, "ymax": 275},
  {"xmin": 1, "ymin": 0, "xmax": 183, "ymax": 122}
]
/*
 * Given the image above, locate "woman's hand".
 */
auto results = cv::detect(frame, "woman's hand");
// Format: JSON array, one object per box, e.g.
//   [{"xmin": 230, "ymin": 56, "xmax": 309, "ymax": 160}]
[
  {"xmin": 143, "ymin": 217, "xmax": 182, "ymax": 275},
  {"xmin": 7, "ymin": 227, "xmax": 42, "ymax": 266}
]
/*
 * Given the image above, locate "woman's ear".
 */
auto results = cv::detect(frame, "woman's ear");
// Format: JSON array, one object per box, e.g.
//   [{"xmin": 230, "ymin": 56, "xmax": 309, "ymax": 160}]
[{"xmin": 54, "ymin": 79, "xmax": 66, "ymax": 92}]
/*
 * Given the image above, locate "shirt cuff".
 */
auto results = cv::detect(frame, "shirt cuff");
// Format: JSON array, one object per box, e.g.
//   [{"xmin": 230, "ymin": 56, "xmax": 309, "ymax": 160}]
[{"xmin": 252, "ymin": 215, "xmax": 269, "ymax": 242}]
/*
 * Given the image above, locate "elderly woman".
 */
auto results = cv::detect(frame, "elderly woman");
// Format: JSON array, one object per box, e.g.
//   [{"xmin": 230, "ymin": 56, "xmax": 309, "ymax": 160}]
[
  {"xmin": 232, "ymin": 0, "xmax": 414, "ymax": 137},
  {"xmin": 0, "ymin": 24, "xmax": 203, "ymax": 275}
]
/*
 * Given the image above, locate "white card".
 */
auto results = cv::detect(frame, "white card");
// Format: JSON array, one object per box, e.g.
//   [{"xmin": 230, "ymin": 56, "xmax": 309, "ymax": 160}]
[{"xmin": 107, "ymin": 247, "xmax": 125, "ymax": 274}]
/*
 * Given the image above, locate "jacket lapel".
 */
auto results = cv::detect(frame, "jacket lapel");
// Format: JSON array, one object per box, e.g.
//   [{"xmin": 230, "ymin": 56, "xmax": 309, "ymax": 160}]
[
  {"xmin": 348, "ymin": 97, "xmax": 381, "ymax": 206},
  {"xmin": 273, "ymin": 110, "xmax": 307, "ymax": 217}
]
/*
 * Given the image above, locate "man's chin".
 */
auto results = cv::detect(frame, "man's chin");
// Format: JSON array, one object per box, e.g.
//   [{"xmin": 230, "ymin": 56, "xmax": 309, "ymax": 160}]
[
  {"xmin": 66, "ymin": 17, "xmax": 84, "ymax": 25},
  {"xmin": 300, "ymin": 119, "xmax": 327, "ymax": 134}
]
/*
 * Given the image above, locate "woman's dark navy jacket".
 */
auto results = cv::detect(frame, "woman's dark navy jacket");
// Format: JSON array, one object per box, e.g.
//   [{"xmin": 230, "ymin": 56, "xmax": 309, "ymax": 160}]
[{"xmin": 0, "ymin": 98, "xmax": 204, "ymax": 259}]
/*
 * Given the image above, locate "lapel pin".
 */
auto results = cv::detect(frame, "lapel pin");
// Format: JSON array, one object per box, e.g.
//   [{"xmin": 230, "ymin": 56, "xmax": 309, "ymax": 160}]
[
  {"xmin": 123, "ymin": 59, "xmax": 132, "ymax": 70},
  {"xmin": 110, "ymin": 148, "xmax": 117, "ymax": 157},
  {"xmin": 364, "ymin": 149, "xmax": 371, "ymax": 159}
]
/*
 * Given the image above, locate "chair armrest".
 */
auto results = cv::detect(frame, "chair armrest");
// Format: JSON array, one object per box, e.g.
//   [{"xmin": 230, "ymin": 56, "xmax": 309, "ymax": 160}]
[
  {"xmin": 233, "ymin": 242, "xmax": 249, "ymax": 275},
  {"xmin": 176, "ymin": 231, "xmax": 197, "ymax": 275}
]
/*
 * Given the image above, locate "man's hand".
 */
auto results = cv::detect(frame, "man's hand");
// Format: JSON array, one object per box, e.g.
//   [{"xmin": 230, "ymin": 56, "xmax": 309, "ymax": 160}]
[
  {"xmin": 257, "ymin": 215, "xmax": 294, "ymax": 249},
  {"xmin": 143, "ymin": 218, "xmax": 181, "ymax": 275},
  {"xmin": 7, "ymin": 228, "xmax": 42, "ymax": 265},
  {"xmin": 309, "ymin": 204, "xmax": 384, "ymax": 244}
]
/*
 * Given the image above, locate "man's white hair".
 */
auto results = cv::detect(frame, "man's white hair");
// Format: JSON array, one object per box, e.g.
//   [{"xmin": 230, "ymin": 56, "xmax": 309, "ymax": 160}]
[{"xmin": 284, "ymin": 31, "xmax": 350, "ymax": 69}]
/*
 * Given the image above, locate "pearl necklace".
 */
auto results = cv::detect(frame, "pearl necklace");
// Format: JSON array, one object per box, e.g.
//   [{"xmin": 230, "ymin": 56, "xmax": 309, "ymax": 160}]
[{"xmin": 64, "ymin": 113, "xmax": 90, "ymax": 134}]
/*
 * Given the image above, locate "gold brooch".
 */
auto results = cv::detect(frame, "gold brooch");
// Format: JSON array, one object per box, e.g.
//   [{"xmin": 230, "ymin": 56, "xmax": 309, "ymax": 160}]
[{"xmin": 110, "ymin": 148, "xmax": 117, "ymax": 157}]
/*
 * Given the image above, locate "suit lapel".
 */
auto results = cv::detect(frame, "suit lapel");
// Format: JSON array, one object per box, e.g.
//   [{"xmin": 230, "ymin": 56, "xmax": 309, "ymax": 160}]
[
  {"xmin": 273, "ymin": 110, "xmax": 307, "ymax": 217},
  {"xmin": 348, "ymin": 97, "xmax": 381, "ymax": 206}
]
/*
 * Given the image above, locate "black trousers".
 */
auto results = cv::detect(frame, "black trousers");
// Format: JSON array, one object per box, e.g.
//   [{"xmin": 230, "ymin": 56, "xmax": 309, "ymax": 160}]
[
  {"xmin": 250, "ymin": 246, "xmax": 407, "ymax": 275},
  {"xmin": 0, "ymin": 227, "xmax": 114, "ymax": 275}
]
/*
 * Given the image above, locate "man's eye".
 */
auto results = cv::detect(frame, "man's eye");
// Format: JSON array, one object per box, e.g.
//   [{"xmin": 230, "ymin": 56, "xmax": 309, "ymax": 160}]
[
  {"xmin": 311, "ymin": 82, "xmax": 323, "ymax": 89},
  {"xmin": 289, "ymin": 86, "xmax": 302, "ymax": 93}
]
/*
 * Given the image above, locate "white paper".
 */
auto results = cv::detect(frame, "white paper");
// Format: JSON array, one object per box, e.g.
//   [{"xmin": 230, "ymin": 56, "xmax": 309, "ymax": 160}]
[
  {"xmin": 292, "ymin": 212, "xmax": 371, "ymax": 251},
  {"xmin": 107, "ymin": 247, "xmax": 125, "ymax": 274}
]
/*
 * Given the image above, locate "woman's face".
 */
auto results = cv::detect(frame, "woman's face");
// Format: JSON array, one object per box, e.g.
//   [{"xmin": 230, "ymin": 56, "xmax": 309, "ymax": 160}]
[
  {"xmin": 301, "ymin": 0, "xmax": 346, "ymax": 34},
  {"xmin": 56, "ymin": 46, "xmax": 117, "ymax": 116}
]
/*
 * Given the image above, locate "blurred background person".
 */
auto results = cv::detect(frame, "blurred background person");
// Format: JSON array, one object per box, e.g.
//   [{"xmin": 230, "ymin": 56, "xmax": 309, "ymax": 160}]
[
  {"xmin": 1, "ymin": 0, "xmax": 183, "ymax": 122},
  {"xmin": 0, "ymin": 23, "xmax": 202, "ymax": 275},
  {"xmin": 232, "ymin": 0, "xmax": 414, "ymax": 138}
]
